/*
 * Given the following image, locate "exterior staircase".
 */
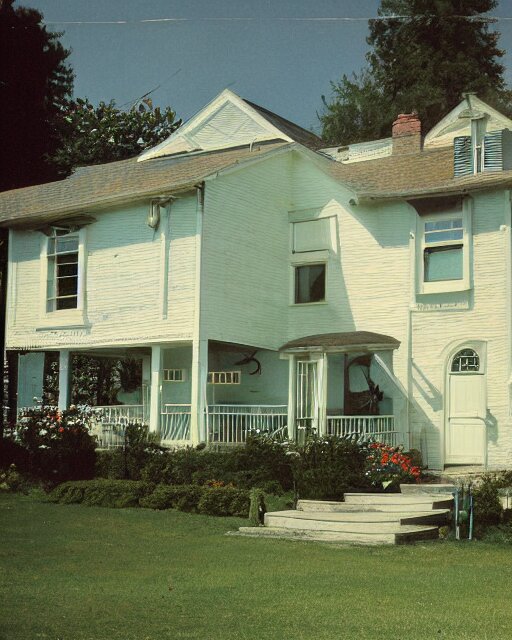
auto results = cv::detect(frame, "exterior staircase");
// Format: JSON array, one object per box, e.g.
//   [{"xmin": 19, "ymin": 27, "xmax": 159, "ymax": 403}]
[{"xmin": 238, "ymin": 489, "xmax": 454, "ymax": 545}]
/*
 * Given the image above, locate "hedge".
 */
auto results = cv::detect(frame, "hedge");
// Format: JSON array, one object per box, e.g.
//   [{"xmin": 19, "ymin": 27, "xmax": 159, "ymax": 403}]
[{"xmin": 49, "ymin": 479, "xmax": 251, "ymax": 517}]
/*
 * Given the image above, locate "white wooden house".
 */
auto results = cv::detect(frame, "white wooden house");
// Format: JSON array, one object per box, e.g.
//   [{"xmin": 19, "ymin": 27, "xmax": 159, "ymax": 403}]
[{"xmin": 2, "ymin": 89, "xmax": 512, "ymax": 470}]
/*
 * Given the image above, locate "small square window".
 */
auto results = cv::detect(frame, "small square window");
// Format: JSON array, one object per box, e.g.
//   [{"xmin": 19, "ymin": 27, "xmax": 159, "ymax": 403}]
[{"xmin": 295, "ymin": 264, "xmax": 325, "ymax": 304}]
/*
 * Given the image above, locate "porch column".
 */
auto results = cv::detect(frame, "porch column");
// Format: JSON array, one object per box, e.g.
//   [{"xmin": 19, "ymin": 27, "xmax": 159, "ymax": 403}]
[
  {"xmin": 142, "ymin": 355, "xmax": 151, "ymax": 423},
  {"xmin": 190, "ymin": 338, "xmax": 208, "ymax": 445},
  {"xmin": 286, "ymin": 355, "xmax": 296, "ymax": 441},
  {"xmin": 317, "ymin": 353, "xmax": 328, "ymax": 437},
  {"xmin": 149, "ymin": 345, "xmax": 162, "ymax": 433},
  {"xmin": 58, "ymin": 350, "xmax": 71, "ymax": 410}
]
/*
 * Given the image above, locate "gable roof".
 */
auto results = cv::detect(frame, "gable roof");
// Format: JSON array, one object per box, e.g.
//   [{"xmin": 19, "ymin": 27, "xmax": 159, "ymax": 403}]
[
  {"xmin": 0, "ymin": 142, "xmax": 289, "ymax": 227},
  {"xmin": 138, "ymin": 89, "xmax": 322, "ymax": 161},
  {"xmin": 424, "ymin": 94, "xmax": 512, "ymax": 149}
]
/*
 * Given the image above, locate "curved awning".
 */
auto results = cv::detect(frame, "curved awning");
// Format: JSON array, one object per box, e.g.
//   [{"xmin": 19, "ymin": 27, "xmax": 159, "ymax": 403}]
[{"xmin": 279, "ymin": 331, "xmax": 400, "ymax": 354}]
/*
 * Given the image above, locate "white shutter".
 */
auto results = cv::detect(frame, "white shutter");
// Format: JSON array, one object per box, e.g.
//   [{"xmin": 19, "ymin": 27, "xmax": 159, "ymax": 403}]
[
  {"xmin": 483, "ymin": 130, "xmax": 503, "ymax": 172},
  {"xmin": 453, "ymin": 136, "xmax": 473, "ymax": 176},
  {"xmin": 293, "ymin": 218, "xmax": 331, "ymax": 253}
]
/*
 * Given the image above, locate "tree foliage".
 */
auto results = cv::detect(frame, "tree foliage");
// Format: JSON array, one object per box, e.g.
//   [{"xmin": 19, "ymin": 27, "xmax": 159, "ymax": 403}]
[
  {"xmin": 0, "ymin": 0, "xmax": 73, "ymax": 191},
  {"xmin": 321, "ymin": 0, "xmax": 512, "ymax": 145},
  {"xmin": 51, "ymin": 97, "xmax": 182, "ymax": 175}
]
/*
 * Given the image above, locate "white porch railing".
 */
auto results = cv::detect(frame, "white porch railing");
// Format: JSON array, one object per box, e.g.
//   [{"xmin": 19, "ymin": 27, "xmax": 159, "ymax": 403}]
[
  {"xmin": 326, "ymin": 415, "xmax": 399, "ymax": 445},
  {"xmin": 208, "ymin": 404, "xmax": 288, "ymax": 444},
  {"xmin": 160, "ymin": 404, "xmax": 191, "ymax": 441},
  {"xmin": 89, "ymin": 405, "xmax": 146, "ymax": 448}
]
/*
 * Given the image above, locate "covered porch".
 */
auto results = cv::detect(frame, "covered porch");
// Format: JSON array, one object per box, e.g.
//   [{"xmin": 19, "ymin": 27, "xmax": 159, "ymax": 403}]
[{"xmin": 14, "ymin": 331, "xmax": 408, "ymax": 448}]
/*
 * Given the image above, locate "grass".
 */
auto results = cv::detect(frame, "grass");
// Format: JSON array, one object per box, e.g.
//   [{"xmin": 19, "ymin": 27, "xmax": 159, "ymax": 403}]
[{"xmin": 1, "ymin": 492, "xmax": 512, "ymax": 640}]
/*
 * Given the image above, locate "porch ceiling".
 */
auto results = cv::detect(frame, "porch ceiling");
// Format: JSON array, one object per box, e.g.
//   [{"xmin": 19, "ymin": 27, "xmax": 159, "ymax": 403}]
[{"xmin": 279, "ymin": 331, "xmax": 400, "ymax": 354}]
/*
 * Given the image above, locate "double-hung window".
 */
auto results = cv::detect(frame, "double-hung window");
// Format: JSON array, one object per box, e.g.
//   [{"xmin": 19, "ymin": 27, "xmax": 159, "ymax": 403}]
[
  {"xmin": 290, "ymin": 216, "xmax": 333, "ymax": 305},
  {"xmin": 418, "ymin": 200, "xmax": 471, "ymax": 294},
  {"xmin": 46, "ymin": 229, "xmax": 80, "ymax": 312}
]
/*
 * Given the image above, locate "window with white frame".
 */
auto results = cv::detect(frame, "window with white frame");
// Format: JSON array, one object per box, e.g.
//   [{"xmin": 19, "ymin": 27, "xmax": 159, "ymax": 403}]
[
  {"xmin": 418, "ymin": 200, "xmax": 471, "ymax": 294},
  {"xmin": 207, "ymin": 371, "xmax": 241, "ymax": 384},
  {"xmin": 46, "ymin": 229, "xmax": 80, "ymax": 311},
  {"xmin": 294, "ymin": 263, "xmax": 326, "ymax": 304}
]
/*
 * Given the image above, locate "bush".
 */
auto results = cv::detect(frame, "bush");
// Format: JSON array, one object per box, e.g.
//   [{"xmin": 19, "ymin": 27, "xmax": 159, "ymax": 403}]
[
  {"xmin": 139, "ymin": 484, "xmax": 204, "ymax": 511},
  {"xmin": 15, "ymin": 404, "xmax": 97, "ymax": 484},
  {"xmin": 197, "ymin": 486, "xmax": 250, "ymax": 517},
  {"xmin": 363, "ymin": 442, "xmax": 422, "ymax": 489},
  {"xmin": 49, "ymin": 479, "xmax": 154, "ymax": 508},
  {"xmin": 473, "ymin": 475, "xmax": 503, "ymax": 531},
  {"xmin": 289, "ymin": 436, "xmax": 368, "ymax": 501}
]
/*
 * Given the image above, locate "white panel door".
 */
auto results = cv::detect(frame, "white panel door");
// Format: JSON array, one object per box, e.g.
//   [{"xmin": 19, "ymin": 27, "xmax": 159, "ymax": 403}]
[{"xmin": 446, "ymin": 373, "xmax": 485, "ymax": 464}]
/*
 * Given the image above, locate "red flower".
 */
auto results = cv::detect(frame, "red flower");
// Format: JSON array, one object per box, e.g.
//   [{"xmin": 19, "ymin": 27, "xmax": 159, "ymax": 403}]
[
  {"xmin": 381, "ymin": 453, "xmax": 389, "ymax": 464},
  {"xmin": 58, "ymin": 427, "xmax": 65, "ymax": 433}
]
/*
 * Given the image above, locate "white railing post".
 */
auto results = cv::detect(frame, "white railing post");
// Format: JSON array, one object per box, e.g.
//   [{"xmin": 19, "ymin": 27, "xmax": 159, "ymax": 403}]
[
  {"xmin": 58, "ymin": 350, "xmax": 71, "ymax": 411},
  {"xmin": 149, "ymin": 345, "xmax": 162, "ymax": 434},
  {"xmin": 287, "ymin": 355, "xmax": 296, "ymax": 441}
]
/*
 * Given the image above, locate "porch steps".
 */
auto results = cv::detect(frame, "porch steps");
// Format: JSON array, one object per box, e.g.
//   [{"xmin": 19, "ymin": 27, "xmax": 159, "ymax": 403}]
[
  {"xmin": 399, "ymin": 483, "xmax": 457, "ymax": 496},
  {"xmin": 237, "ymin": 492, "xmax": 453, "ymax": 546}
]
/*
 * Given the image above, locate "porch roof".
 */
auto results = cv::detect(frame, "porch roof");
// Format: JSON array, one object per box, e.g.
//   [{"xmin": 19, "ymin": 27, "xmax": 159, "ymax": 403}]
[{"xmin": 279, "ymin": 331, "xmax": 400, "ymax": 353}]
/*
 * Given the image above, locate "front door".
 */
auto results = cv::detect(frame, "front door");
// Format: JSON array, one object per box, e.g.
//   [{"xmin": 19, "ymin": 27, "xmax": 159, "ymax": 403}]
[{"xmin": 445, "ymin": 348, "xmax": 486, "ymax": 464}]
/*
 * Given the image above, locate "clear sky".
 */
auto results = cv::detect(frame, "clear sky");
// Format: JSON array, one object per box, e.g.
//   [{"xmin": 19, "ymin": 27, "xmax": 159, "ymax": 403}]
[{"xmin": 15, "ymin": 0, "xmax": 512, "ymax": 134}]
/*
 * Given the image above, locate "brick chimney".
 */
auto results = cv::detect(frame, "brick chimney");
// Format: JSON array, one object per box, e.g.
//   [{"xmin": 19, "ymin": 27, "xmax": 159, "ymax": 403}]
[{"xmin": 392, "ymin": 112, "xmax": 422, "ymax": 155}]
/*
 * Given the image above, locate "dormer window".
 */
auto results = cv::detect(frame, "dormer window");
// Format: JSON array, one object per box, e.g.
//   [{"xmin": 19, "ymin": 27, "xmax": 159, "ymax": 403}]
[{"xmin": 454, "ymin": 126, "xmax": 512, "ymax": 176}]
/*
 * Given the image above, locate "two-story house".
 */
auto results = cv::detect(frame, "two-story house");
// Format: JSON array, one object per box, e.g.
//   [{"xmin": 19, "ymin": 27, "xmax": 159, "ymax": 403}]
[{"xmin": 2, "ymin": 89, "xmax": 512, "ymax": 471}]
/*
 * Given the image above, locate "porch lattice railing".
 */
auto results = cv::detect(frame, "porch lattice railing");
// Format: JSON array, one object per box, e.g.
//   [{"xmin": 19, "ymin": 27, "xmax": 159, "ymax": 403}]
[
  {"xmin": 326, "ymin": 415, "xmax": 398, "ymax": 445},
  {"xmin": 208, "ymin": 404, "xmax": 288, "ymax": 444},
  {"xmin": 160, "ymin": 404, "xmax": 191, "ymax": 441}
]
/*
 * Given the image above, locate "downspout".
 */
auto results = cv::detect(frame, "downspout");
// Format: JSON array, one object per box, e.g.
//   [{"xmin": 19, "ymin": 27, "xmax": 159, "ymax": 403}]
[{"xmin": 407, "ymin": 213, "xmax": 416, "ymax": 454}]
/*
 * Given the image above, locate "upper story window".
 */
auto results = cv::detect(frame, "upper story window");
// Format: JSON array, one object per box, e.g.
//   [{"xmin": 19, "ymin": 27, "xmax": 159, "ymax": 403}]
[
  {"xmin": 46, "ymin": 229, "xmax": 81, "ymax": 312},
  {"xmin": 290, "ymin": 215, "xmax": 333, "ymax": 305},
  {"xmin": 295, "ymin": 263, "xmax": 326, "ymax": 304},
  {"xmin": 416, "ymin": 198, "xmax": 471, "ymax": 295},
  {"xmin": 454, "ymin": 126, "xmax": 512, "ymax": 176}
]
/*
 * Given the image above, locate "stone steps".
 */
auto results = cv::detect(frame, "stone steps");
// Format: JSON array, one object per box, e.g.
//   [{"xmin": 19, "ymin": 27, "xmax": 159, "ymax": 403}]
[
  {"xmin": 236, "ymin": 491, "xmax": 454, "ymax": 546},
  {"xmin": 237, "ymin": 524, "xmax": 440, "ymax": 546}
]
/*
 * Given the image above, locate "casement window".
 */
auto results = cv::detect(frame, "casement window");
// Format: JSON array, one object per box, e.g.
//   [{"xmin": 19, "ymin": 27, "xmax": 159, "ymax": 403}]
[
  {"xmin": 46, "ymin": 229, "xmax": 80, "ymax": 311},
  {"xmin": 418, "ymin": 201, "xmax": 471, "ymax": 294},
  {"xmin": 207, "ymin": 371, "xmax": 241, "ymax": 384},
  {"xmin": 163, "ymin": 369, "xmax": 187, "ymax": 382},
  {"xmin": 294, "ymin": 263, "xmax": 326, "ymax": 304}
]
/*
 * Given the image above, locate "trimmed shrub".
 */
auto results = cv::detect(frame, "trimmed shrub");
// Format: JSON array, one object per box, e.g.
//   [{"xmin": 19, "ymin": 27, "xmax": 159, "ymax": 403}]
[
  {"xmin": 197, "ymin": 486, "xmax": 250, "ymax": 517},
  {"xmin": 290, "ymin": 436, "xmax": 368, "ymax": 501},
  {"xmin": 49, "ymin": 479, "xmax": 154, "ymax": 508},
  {"xmin": 140, "ymin": 484, "xmax": 204, "ymax": 511}
]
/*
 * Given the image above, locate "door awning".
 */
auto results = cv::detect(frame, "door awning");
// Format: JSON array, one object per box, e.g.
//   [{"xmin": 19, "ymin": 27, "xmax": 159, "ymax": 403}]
[{"xmin": 279, "ymin": 331, "xmax": 400, "ymax": 354}]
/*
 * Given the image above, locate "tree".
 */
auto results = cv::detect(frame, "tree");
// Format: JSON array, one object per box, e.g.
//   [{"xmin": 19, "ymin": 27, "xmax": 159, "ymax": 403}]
[
  {"xmin": 0, "ymin": 0, "xmax": 74, "ymax": 191},
  {"xmin": 320, "ymin": 0, "xmax": 512, "ymax": 145},
  {"xmin": 51, "ymin": 97, "xmax": 182, "ymax": 175}
]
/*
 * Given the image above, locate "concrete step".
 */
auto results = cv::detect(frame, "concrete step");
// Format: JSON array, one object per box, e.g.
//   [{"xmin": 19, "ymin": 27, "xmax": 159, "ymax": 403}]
[
  {"xmin": 237, "ymin": 524, "xmax": 439, "ymax": 546},
  {"xmin": 400, "ymin": 484, "xmax": 456, "ymax": 495},
  {"xmin": 295, "ymin": 502, "xmax": 450, "ymax": 524},
  {"xmin": 343, "ymin": 493, "xmax": 453, "ymax": 510},
  {"xmin": 297, "ymin": 498, "xmax": 454, "ymax": 513},
  {"xmin": 265, "ymin": 510, "xmax": 449, "ymax": 531}
]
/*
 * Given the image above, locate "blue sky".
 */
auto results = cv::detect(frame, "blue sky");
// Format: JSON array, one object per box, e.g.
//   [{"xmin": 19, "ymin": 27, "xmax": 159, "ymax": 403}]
[{"xmin": 16, "ymin": 0, "xmax": 512, "ymax": 133}]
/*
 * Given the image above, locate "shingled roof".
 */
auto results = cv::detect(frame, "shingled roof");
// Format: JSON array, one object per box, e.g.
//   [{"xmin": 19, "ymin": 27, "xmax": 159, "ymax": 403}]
[
  {"xmin": 280, "ymin": 331, "xmax": 400, "ymax": 352},
  {"xmin": 0, "ymin": 142, "xmax": 288, "ymax": 227}
]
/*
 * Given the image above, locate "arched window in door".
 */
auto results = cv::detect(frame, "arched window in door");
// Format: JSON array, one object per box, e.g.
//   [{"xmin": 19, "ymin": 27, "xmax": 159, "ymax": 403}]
[{"xmin": 451, "ymin": 348, "xmax": 480, "ymax": 373}]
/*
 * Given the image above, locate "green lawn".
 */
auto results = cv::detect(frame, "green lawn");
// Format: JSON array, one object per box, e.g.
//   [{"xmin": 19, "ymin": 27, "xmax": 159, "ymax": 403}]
[{"xmin": 1, "ymin": 493, "xmax": 512, "ymax": 640}]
